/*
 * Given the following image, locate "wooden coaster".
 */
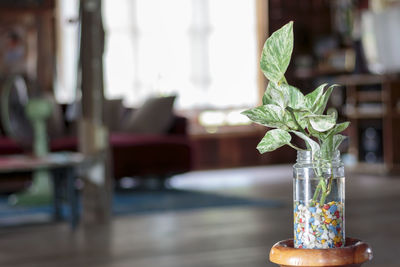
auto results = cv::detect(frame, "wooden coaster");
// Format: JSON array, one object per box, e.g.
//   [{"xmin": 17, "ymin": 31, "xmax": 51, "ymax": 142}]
[{"xmin": 269, "ymin": 237, "xmax": 373, "ymax": 266}]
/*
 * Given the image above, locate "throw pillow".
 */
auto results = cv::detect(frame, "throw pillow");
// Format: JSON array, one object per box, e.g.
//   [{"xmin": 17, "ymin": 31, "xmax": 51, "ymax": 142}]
[
  {"xmin": 123, "ymin": 95, "xmax": 176, "ymax": 134},
  {"xmin": 103, "ymin": 98, "xmax": 124, "ymax": 132}
]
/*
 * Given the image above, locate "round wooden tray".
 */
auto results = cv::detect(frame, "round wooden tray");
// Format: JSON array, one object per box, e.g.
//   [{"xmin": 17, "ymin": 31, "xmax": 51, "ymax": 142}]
[{"xmin": 269, "ymin": 237, "xmax": 373, "ymax": 266}]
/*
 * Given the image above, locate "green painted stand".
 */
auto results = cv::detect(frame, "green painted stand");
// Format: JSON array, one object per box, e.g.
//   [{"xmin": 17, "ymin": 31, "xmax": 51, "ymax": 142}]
[{"xmin": 9, "ymin": 98, "xmax": 53, "ymax": 206}]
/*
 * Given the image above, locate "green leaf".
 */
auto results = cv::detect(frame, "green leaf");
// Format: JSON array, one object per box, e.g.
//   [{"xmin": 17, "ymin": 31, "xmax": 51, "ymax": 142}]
[
  {"xmin": 283, "ymin": 109, "xmax": 300, "ymax": 130},
  {"xmin": 306, "ymin": 114, "xmax": 336, "ymax": 132},
  {"xmin": 263, "ymin": 81, "xmax": 286, "ymax": 108},
  {"xmin": 305, "ymin": 84, "xmax": 337, "ymax": 114},
  {"xmin": 292, "ymin": 131, "xmax": 320, "ymax": 154},
  {"xmin": 327, "ymin": 108, "xmax": 338, "ymax": 120},
  {"xmin": 333, "ymin": 134, "xmax": 347, "ymax": 151},
  {"xmin": 315, "ymin": 84, "xmax": 337, "ymax": 114},
  {"xmin": 262, "ymin": 92, "xmax": 273, "ymax": 105},
  {"xmin": 320, "ymin": 135, "xmax": 333, "ymax": 159},
  {"xmin": 320, "ymin": 134, "xmax": 347, "ymax": 160},
  {"xmin": 264, "ymin": 81, "xmax": 306, "ymax": 110},
  {"xmin": 257, "ymin": 129, "xmax": 291, "ymax": 153},
  {"xmin": 241, "ymin": 104, "xmax": 286, "ymax": 129},
  {"xmin": 305, "ymin": 83, "xmax": 327, "ymax": 111},
  {"xmin": 286, "ymin": 85, "xmax": 306, "ymax": 110},
  {"xmin": 260, "ymin": 21, "xmax": 293, "ymax": 83},
  {"xmin": 321, "ymin": 121, "xmax": 350, "ymax": 139},
  {"xmin": 307, "ymin": 120, "xmax": 322, "ymax": 138},
  {"xmin": 293, "ymin": 110, "xmax": 311, "ymax": 129}
]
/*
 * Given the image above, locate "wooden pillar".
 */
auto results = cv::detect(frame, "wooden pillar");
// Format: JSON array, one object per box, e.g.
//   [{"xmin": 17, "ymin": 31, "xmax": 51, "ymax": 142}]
[
  {"xmin": 256, "ymin": 0, "xmax": 269, "ymax": 104},
  {"xmin": 79, "ymin": 0, "xmax": 112, "ymax": 224},
  {"xmin": 36, "ymin": 7, "xmax": 55, "ymax": 93}
]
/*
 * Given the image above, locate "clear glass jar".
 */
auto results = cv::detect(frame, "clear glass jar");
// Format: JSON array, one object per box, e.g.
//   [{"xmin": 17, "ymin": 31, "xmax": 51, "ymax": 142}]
[{"xmin": 293, "ymin": 150, "xmax": 345, "ymax": 249}]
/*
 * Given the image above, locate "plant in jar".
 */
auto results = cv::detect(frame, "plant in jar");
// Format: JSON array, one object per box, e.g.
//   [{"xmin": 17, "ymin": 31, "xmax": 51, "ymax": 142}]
[{"xmin": 242, "ymin": 21, "xmax": 349, "ymax": 249}]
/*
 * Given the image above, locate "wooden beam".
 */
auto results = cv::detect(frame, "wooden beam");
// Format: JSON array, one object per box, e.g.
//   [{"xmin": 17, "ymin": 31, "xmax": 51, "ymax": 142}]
[
  {"xmin": 79, "ymin": 0, "xmax": 112, "ymax": 224},
  {"xmin": 256, "ymin": 0, "xmax": 269, "ymax": 104}
]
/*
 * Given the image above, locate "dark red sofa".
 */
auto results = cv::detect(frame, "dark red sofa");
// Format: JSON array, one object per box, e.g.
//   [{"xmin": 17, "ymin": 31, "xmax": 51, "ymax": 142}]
[{"xmin": 0, "ymin": 113, "xmax": 193, "ymax": 191}]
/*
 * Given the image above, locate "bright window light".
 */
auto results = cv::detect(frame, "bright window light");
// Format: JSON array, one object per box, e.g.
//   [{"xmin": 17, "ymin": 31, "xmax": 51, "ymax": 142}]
[
  {"xmin": 55, "ymin": 0, "xmax": 258, "ymax": 111},
  {"xmin": 103, "ymin": 0, "xmax": 258, "ymax": 109}
]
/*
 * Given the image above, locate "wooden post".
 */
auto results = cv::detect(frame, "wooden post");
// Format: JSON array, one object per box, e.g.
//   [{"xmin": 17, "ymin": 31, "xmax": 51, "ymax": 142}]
[
  {"xmin": 256, "ymin": 0, "xmax": 269, "ymax": 104},
  {"xmin": 79, "ymin": 0, "xmax": 112, "ymax": 224}
]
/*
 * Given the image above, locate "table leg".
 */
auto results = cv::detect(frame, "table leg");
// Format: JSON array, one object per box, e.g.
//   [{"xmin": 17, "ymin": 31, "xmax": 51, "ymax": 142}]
[
  {"xmin": 52, "ymin": 169, "xmax": 63, "ymax": 221},
  {"xmin": 66, "ymin": 167, "xmax": 79, "ymax": 229}
]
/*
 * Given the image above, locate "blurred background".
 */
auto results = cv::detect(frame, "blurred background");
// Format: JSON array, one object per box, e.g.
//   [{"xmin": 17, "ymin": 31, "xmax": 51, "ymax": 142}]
[{"xmin": 0, "ymin": 0, "xmax": 399, "ymax": 266}]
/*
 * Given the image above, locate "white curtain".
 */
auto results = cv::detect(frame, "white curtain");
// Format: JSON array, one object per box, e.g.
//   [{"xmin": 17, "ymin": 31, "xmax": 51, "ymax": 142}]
[
  {"xmin": 56, "ymin": 0, "xmax": 258, "ymax": 110},
  {"xmin": 54, "ymin": 0, "xmax": 80, "ymax": 103}
]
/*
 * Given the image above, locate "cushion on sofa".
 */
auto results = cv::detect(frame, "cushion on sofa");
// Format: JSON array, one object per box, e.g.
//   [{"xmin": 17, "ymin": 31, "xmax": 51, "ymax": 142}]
[
  {"xmin": 123, "ymin": 95, "xmax": 176, "ymax": 134},
  {"xmin": 46, "ymin": 94, "xmax": 66, "ymax": 139},
  {"xmin": 103, "ymin": 98, "xmax": 125, "ymax": 132}
]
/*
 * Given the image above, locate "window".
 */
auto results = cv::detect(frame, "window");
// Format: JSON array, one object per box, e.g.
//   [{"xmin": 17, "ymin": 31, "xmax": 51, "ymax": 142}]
[
  {"xmin": 55, "ymin": 0, "xmax": 258, "ymax": 111},
  {"xmin": 103, "ymin": 0, "xmax": 258, "ymax": 109},
  {"xmin": 55, "ymin": 0, "xmax": 80, "ymax": 103}
]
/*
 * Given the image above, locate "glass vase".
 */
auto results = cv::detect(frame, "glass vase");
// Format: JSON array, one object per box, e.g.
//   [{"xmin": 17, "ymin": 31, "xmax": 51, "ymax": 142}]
[{"xmin": 293, "ymin": 150, "xmax": 345, "ymax": 249}]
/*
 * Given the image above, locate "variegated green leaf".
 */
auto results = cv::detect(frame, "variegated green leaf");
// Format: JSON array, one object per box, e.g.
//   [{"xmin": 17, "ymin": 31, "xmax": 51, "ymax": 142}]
[
  {"xmin": 283, "ymin": 110, "xmax": 299, "ymax": 130},
  {"xmin": 263, "ymin": 81, "xmax": 286, "ymax": 108},
  {"xmin": 333, "ymin": 134, "xmax": 347, "ymax": 151},
  {"xmin": 257, "ymin": 129, "xmax": 291, "ymax": 153},
  {"xmin": 314, "ymin": 84, "xmax": 337, "ymax": 114},
  {"xmin": 262, "ymin": 91, "xmax": 273, "ymax": 105},
  {"xmin": 305, "ymin": 83, "xmax": 337, "ymax": 114},
  {"xmin": 327, "ymin": 108, "xmax": 338, "ymax": 120},
  {"xmin": 264, "ymin": 81, "xmax": 306, "ymax": 110},
  {"xmin": 305, "ymin": 83, "xmax": 327, "ymax": 111},
  {"xmin": 286, "ymin": 85, "xmax": 305, "ymax": 110},
  {"xmin": 293, "ymin": 110, "xmax": 310, "ymax": 129},
  {"xmin": 320, "ymin": 134, "xmax": 347, "ymax": 160},
  {"xmin": 306, "ymin": 114, "xmax": 336, "ymax": 132},
  {"xmin": 321, "ymin": 121, "xmax": 350, "ymax": 139},
  {"xmin": 307, "ymin": 120, "xmax": 322, "ymax": 138},
  {"xmin": 320, "ymin": 134, "xmax": 333, "ymax": 159},
  {"xmin": 260, "ymin": 21, "xmax": 293, "ymax": 83},
  {"xmin": 241, "ymin": 104, "xmax": 286, "ymax": 129},
  {"xmin": 292, "ymin": 131, "xmax": 320, "ymax": 154}
]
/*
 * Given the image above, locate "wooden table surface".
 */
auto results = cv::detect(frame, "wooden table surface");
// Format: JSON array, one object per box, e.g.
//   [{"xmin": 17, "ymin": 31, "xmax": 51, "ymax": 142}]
[{"xmin": 0, "ymin": 152, "xmax": 86, "ymax": 173}]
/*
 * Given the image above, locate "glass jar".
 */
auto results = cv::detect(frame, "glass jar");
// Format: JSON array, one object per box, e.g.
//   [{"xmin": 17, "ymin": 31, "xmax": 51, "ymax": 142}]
[{"xmin": 293, "ymin": 150, "xmax": 345, "ymax": 249}]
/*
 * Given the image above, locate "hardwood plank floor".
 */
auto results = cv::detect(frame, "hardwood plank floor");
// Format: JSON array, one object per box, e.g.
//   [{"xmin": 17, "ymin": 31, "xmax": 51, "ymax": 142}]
[{"xmin": 0, "ymin": 165, "xmax": 399, "ymax": 267}]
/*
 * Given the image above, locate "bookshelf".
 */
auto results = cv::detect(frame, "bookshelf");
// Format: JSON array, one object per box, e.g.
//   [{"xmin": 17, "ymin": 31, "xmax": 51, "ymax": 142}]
[{"xmin": 336, "ymin": 74, "xmax": 400, "ymax": 174}]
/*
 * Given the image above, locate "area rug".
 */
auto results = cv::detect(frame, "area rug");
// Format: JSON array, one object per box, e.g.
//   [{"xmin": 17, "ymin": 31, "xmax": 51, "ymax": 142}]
[{"xmin": 0, "ymin": 189, "xmax": 283, "ymax": 226}]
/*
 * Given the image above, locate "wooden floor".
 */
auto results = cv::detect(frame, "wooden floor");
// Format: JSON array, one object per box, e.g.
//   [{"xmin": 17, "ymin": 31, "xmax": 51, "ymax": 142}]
[{"xmin": 0, "ymin": 165, "xmax": 399, "ymax": 267}]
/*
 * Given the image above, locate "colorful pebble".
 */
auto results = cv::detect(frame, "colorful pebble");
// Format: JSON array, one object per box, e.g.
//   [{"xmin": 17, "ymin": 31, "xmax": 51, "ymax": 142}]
[{"xmin": 294, "ymin": 200, "xmax": 344, "ymax": 249}]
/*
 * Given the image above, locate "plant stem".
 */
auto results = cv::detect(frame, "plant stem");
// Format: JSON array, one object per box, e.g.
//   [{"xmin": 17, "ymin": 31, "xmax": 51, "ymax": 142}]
[
  {"xmin": 287, "ymin": 107, "xmax": 306, "ymax": 134},
  {"xmin": 312, "ymin": 182, "xmax": 322, "ymax": 203},
  {"xmin": 319, "ymin": 174, "xmax": 334, "ymax": 205},
  {"xmin": 288, "ymin": 143, "xmax": 303, "ymax": 151},
  {"xmin": 286, "ymin": 107, "xmax": 311, "ymax": 150},
  {"xmin": 312, "ymin": 178, "xmax": 326, "ymax": 204},
  {"xmin": 319, "ymin": 188, "xmax": 328, "ymax": 206}
]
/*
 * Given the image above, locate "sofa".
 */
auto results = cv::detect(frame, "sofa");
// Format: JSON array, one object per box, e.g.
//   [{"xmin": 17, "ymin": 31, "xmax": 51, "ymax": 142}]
[{"xmin": 0, "ymin": 96, "xmax": 193, "ymax": 192}]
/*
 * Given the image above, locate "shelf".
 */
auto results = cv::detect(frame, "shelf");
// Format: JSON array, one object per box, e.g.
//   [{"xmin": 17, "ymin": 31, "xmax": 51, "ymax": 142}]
[
  {"xmin": 356, "ymin": 91, "xmax": 382, "ymax": 102},
  {"xmin": 346, "ymin": 113, "xmax": 385, "ymax": 119},
  {"xmin": 341, "ymin": 74, "xmax": 400, "ymax": 174},
  {"xmin": 336, "ymin": 74, "xmax": 384, "ymax": 86},
  {"xmin": 345, "ymin": 106, "xmax": 385, "ymax": 119}
]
